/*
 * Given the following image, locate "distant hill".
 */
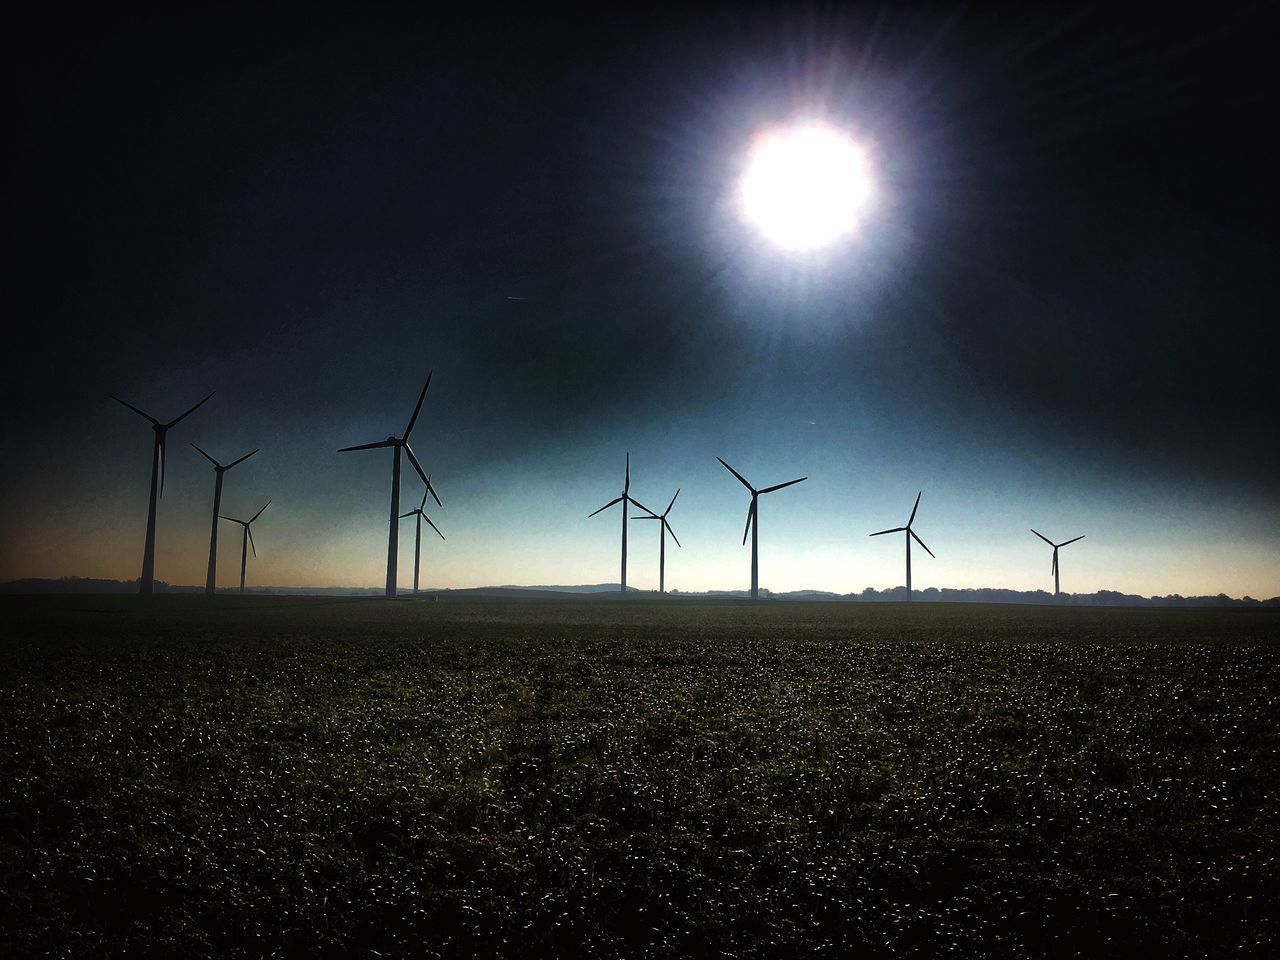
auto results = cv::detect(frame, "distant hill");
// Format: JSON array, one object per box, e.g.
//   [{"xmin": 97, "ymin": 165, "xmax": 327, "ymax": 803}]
[
  {"xmin": 496, "ymin": 583, "xmax": 638, "ymax": 594},
  {"xmin": 823, "ymin": 586, "xmax": 1280, "ymax": 608},
  {"xmin": 0, "ymin": 578, "xmax": 386, "ymax": 597},
  {"xmin": 0, "ymin": 577, "xmax": 165, "ymax": 595},
  {"xmin": 2, "ymin": 577, "xmax": 1275, "ymax": 606}
]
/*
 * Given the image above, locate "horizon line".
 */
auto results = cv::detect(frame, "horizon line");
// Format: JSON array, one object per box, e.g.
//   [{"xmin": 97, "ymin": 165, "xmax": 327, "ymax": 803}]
[{"xmin": 2, "ymin": 576, "xmax": 1276, "ymax": 605}]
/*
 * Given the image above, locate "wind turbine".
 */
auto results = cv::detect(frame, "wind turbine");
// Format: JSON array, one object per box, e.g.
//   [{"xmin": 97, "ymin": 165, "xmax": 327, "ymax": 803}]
[
  {"xmin": 633, "ymin": 488, "xmax": 681, "ymax": 594},
  {"xmin": 113, "ymin": 391, "xmax": 215, "ymax": 594},
  {"xmin": 588, "ymin": 453, "xmax": 655, "ymax": 593},
  {"xmin": 399, "ymin": 488, "xmax": 445, "ymax": 594},
  {"xmin": 870, "ymin": 491, "xmax": 934, "ymax": 601},
  {"xmin": 191, "ymin": 444, "xmax": 259, "ymax": 595},
  {"xmin": 220, "ymin": 500, "xmax": 271, "ymax": 595},
  {"xmin": 1031, "ymin": 529, "xmax": 1084, "ymax": 598},
  {"xmin": 717, "ymin": 457, "xmax": 807, "ymax": 601},
  {"xmin": 338, "ymin": 375, "xmax": 441, "ymax": 598}
]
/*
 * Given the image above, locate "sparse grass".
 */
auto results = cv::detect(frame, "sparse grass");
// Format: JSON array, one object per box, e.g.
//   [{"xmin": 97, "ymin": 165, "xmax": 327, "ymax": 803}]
[{"xmin": 1, "ymin": 597, "xmax": 1277, "ymax": 957}]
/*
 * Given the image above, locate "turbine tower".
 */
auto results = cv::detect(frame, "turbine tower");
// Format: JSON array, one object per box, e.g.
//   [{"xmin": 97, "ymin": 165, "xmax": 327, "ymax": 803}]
[
  {"xmin": 1031, "ymin": 529, "xmax": 1084, "ymax": 598},
  {"xmin": 191, "ymin": 444, "xmax": 259, "ymax": 595},
  {"xmin": 588, "ymin": 453, "xmax": 655, "ymax": 593},
  {"xmin": 338, "ymin": 374, "xmax": 441, "ymax": 598},
  {"xmin": 399, "ymin": 488, "xmax": 445, "ymax": 594},
  {"xmin": 870, "ymin": 491, "xmax": 935, "ymax": 601},
  {"xmin": 113, "ymin": 391, "xmax": 215, "ymax": 594},
  {"xmin": 633, "ymin": 488, "xmax": 681, "ymax": 594},
  {"xmin": 717, "ymin": 457, "xmax": 807, "ymax": 601},
  {"xmin": 220, "ymin": 500, "xmax": 271, "ymax": 595}
]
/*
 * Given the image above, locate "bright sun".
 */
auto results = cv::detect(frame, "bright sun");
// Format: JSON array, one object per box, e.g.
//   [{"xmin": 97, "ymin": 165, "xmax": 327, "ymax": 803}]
[{"xmin": 739, "ymin": 123, "xmax": 874, "ymax": 252}]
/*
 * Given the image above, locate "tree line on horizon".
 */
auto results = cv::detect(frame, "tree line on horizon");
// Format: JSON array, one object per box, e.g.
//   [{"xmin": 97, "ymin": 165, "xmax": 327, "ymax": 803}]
[{"xmin": 1, "ymin": 576, "xmax": 1276, "ymax": 607}]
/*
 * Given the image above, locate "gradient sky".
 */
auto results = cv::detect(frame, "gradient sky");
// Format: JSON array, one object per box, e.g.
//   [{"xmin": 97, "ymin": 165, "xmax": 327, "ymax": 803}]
[{"xmin": 5, "ymin": 5, "xmax": 1277, "ymax": 597}]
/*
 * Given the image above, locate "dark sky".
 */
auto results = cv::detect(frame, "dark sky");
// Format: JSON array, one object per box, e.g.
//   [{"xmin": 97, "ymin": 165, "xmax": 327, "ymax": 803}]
[{"xmin": 5, "ymin": 4, "xmax": 1277, "ymax": 595}]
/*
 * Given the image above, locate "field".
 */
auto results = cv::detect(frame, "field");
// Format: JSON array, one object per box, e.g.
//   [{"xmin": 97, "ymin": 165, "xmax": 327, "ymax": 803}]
[{"xmin": 1, "ymin": 597, "xmax": 1277, "ymax": 958}]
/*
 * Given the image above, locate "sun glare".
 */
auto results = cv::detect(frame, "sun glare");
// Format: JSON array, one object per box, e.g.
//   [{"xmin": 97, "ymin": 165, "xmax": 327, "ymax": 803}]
[{"xmin": 739, "ymin": 123, "xmax": 874, "ymax": 252}]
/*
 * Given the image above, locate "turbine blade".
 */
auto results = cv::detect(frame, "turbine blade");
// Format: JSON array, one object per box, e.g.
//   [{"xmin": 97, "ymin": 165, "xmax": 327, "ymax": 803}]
[
  {"xmin": 249, "ymin": 499, "xmax": 271, "ymax": 523},
  {"xmin": 870, "ymin": 527, "xmax": 905, "ymax": 537},
  {"xmin": 399, "ymin": 511, "xmax": 415, "ymax": 518},
  {"xmin": 1030, "ymin": 528, "xmax": 1054, "ymax": 546},
  {"xmin": 759, "ymin": 476, "xmax": 807, "ymax": 495},
  {"xmin": 418, "ymin": 488, "xmax": 429, "ymax": 511},
  {"xmin": 717, "ymin": 457, "xmax": 754, "ymax": 492},
  {"xmin": 404, "ymin": 445, "xmax": 442, "ymax": 506},
  {"xmin": 165, "ymin": 391, "xmax": 215, "ymax": 429},
  {"xmin": 220, "ymin": 515, "xmax": 244, "ymax": 524},
  {"xmin": 424, "ymin": 515, "xmax": 446, "ymax": 540},
  {"xmin": 158, "ymin": 434, "xmax": 167, "ymax": 498},
  {"xmin": 742, "ymin": 499, "xmax": 756, "ymax": 545},
  {"xmin": 909, "ymin": 491, "xmax": 922, "ymax": 525},
  {"xmin": 588, "ymin": 496, "xmax": 624, "ymax": 518},
  {"xmin": 631, "ymin": 515, "xmax": 660, "ymax": 520},
  {"xmin": 403, "ymin": 443, "xmax": 430, "ymax": 486},
  {"xmin": 664, "ymin": 487, "xmax": 680, "ymax": 517},
  {"xmin": 112, "ymin": 396, "xmax": 159, "ymax": 425},
  {"xmin": 1052, "ymin": 551, "xmax": 1057, "ymax": 576},
  {"xmin": 190, "ymin": 442, "xmax": 220, "ymax": 467},
  {"xmin": 226, "ymin": 448, "xmax": 260, "ymax": 470},
  {"xmin": 1059, "ymin": 535, "xmax": 1085, "ymax": 547},
  {"xmin": 665, "ymin": 519, "xmax": 681, "ymax": 548},
  {"xmin": 403, "ymin": 372, "xmax": 432, "ymax": 440},
  {"xmin": 338, "ymin": 439, "xmax": 396, "ymax": 452},
  {"xmin": 626, "ymin": 495, "xmax": 656, "ymax": 517},
  {"xmin": 910, "ymin": 528, "xmax": 935, "ymax": 558},
  {"xmin": 247, "ymin": 526, "xmax": 257, "ymax": 558},
  {"xmin": 624, "ymin": 452, "xmax": 630, "ymax": 495}
]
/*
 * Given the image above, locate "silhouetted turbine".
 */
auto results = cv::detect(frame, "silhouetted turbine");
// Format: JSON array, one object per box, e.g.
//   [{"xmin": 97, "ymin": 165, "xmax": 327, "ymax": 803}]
[
  {"xmin": 338, "ymin": 375, "xmax": 441, "ymax": 598},
  {"xmin": 113, "ymin": 391, "xmax": 215, "ymax": 594},
  {"xmin": 870, "ymin": 491, "xmax": 935, "ymax": 601},
  {"xmin": 718, "ymin": 457, "xmax": 807, "ymax": 601},
  {"xmin": 220, "ymin": 500, "xmax": 271, "ymax": 595},
  {"xmin": 399, "ymin": 487, "xmax": 445, "ymax": 594},
  {"xmin": 1031, "ymin": 529, "xmax": 1085, "ymax": 598},
  {"xmin": 588, "ymin": 453, "xmax": 655, "ymax": 594},
  {"xmin": 191, "ymin": 444, "xmax": 259, "ymax": 595},
  {"xmin": 633, "ymin": 488, "xmax": 681, "ymax": 593}
]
